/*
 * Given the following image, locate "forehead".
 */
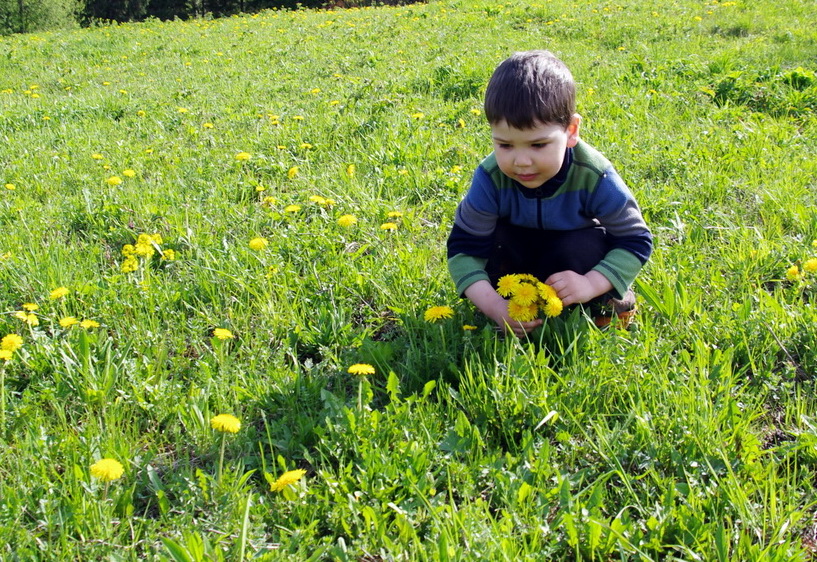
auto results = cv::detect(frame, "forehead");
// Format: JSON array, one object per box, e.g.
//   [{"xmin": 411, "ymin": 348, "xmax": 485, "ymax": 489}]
[{"xmin": 490, "ymin": 120, "xmax": 567, "ymax": 141}]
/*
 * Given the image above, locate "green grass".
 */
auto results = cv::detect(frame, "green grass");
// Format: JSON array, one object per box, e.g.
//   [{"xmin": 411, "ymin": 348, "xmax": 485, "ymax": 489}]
[{"xmin": 1, "ymin": 0, "xmax": 817, "ymax": 559}]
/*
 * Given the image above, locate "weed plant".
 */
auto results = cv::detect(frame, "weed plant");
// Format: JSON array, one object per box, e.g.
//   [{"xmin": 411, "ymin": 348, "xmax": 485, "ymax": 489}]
[{"xmin": 1, "ymin": 0, "xmax": 817, "ymax": 559}]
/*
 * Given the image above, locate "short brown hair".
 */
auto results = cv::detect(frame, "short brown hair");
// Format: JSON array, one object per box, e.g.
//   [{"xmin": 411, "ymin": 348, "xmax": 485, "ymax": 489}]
[{"xmin": 484, "ymin": 50, "xmax": 576, "ymax": 129}]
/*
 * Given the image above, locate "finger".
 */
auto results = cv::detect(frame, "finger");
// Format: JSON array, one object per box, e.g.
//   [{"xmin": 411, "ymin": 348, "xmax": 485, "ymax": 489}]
[{"xmin": 560, "ymin": 293, "xmax": 576, "ymax": 306}]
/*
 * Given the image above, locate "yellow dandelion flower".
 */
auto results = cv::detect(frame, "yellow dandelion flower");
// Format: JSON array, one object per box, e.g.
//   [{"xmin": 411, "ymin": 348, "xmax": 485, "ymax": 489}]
[
  {"xmin": 346, "ymin": 164, "xmax": 355, "ymax": 177},
  {"xmin": 387, "ymin": 211, "xmax": 403, "ymax": 218},
  {"xmin": 161, "ymin": 249, "xmax": 176, "ymax": 261},
  {"xmin": 203, "ymin": 122, "xmax": 214, "ymax": 129},
  {"xmin": 213, "ymin": 328, "xmax": 234, "ymax": 340},
  {"xmin": 122, "ymin": 244, "xmax": 135, "ymax": 256},
  {"xmin": 462, "ymin": 324, "xmax": 478, "ymax": 331},
  {"xmin": 90, "ymin": 458, "xmax": 124, "ymax": 482},
  {"xmin": 92, "ymin": 153, "xmax": 104, "ymax": 160},
  {"xmin": 134, "ymin": 242, "xmax": 154, "ymax": 257},
  {"xmin": 59, "ymin": 316, "xmax": 79, "ymax": 328},
  {"xmin": 210, "ymin": 413, "xmax": 241, "ymax": 433},
  {"xmin": 1, "ymin": 334, "xmax": 23, "ymax": 352},
  {"xmin": 803, "ymin": 258, "xmax": 817, "ymax": 273},
  {"xmin": 177, "ymin": 107, "xmax": 189, "ymax": 113},
  {"xmin": 21, "ymin": 303, "xmax": 38, "ymax": 312},
  {"xmin": 292, "ymin": 115, "xmax": 304, "ymax": 121},
  {"xmin": 262, "ymin": 196, "xmax": 278, "ymax": 206},
  {"xmin": 255, "ymin": 185, "xmax": 266, "ymax": 192},
  {"xmin": 337, "ymin": 214, "xmax": 357, "ymax": 227},
  {"xmin": 508, "ymin": 301, "xmax": 538, "ymax": 322},
  {"xmin": 309, "ymin": 195, "xmax": 327, "ymax": 205},
  {"xmin": 269, "ymin": 469, "xmax": 306, "ymax": 492},
  {"xmin": 424, "ymin": 305, "xmax": 454, "ymax": 322},
  {"xmin": 4, "ymin": 183, "xmax": 15, "ymax": 190},
  {"xmin": 287, "ymin": 166, "xmax": 299, "ymax": 179},
  {"xmin": 106, "ymin": 176, "xmax": 123, "ymax": 186},
  {"xmin": 380, "ymin": 222, "xmax": 398, "ymax": 231},
  {"xmin": 348, "ymin": 363, "xmax": 375, "ymax": 376},
  {"xmin": 543, "ymin": 297, "xmax": 563, "ymax": 317},
  {"xmin": 411, "ymin": 112, "xmax": 425, "ymax": 119},
  {"xmin": 50, "ymin": 287, "xmax": 69, "ymax": 299},
  {"xmin": 284, "ymin": 204, "xmax": 301, "ymax": 213},
  {"xmin": 300, "ymin": 143, "xmax": 312, "ymax": 149},
  {"xmin": 786, "ymin": 265, "xmax": 801, "ymax": 281},
  {"xmin": 0, "ymin": 350, "xmax": 12, "ymax": 361},
  {"xmin": 235, "ymin": 152, "xmax": 251, "ymax": 161},
  {"xmin": 512, "ymin": 283, "xmax": 538, "ymax": 306},
  {"xmin": 538, "ymin": 282, "xmax": 558, "ymax": 301},
  {"xmin": 496, "ymin": 274, "xmax": 521, "ymax": 297},
  {"xmin": 80, "ymin": 319, "xmax": 100, "ymax": 329},
  {"xmin": 122, "ymin": 169, "xmax": 136, "ymax": 178},
  {"xmin": 249, "ymin": 237, "xmax": 269, "ymax": 251},
  {"xmin": 14, "ymin": 311, "xmax": 39, "ymax": 326},
  {"xmin": 121, "ymin": 256, "xmax": 139, "ymax": 272}
]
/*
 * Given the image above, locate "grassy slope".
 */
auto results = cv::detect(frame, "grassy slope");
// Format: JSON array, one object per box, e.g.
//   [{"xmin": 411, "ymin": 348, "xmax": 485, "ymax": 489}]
[{"xmin": 1, "ymin": 0, "xmax": 817, "ymax": 559}]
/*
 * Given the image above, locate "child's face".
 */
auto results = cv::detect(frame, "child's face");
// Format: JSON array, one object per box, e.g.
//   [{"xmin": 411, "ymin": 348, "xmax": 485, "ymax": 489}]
[{"xmin": 490, "ymin": 116, "xmax": 581, "ymax": 189}]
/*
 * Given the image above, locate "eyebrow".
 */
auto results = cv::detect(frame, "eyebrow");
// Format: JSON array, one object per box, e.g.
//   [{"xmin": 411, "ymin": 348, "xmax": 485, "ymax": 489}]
[{"xmin": 492, "ymin": 135, "xmax": 554, "ymax": 143}]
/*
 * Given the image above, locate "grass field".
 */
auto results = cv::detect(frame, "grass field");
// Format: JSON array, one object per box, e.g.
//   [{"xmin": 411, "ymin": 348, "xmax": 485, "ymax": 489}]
[{"xmin": 1, "ymin": 0, "xmax": 817, "ymax": 559}]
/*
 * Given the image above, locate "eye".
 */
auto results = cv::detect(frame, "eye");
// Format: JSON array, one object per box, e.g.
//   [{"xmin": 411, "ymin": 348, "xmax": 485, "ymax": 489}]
[
  {"xmin": 496, "ymin": 143, "xmax": 512, "ymax": 149},
  {"xmin": 531, "ymin": 143, "xmax": 547, "ymax": 148}
]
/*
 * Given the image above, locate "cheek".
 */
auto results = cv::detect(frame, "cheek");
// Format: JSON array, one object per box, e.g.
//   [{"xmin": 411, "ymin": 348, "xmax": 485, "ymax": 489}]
[
  {"xmin": 495, "ymin": 153, "xmax": 514, "ymax": 174},
  {"xmin": 539, "ymin": 149, "xmax": 564, "ymax": 168}
]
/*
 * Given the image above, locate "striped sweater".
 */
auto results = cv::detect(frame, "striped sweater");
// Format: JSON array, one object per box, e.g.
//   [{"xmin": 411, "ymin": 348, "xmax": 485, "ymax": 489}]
[{"xmin": 447, "ymin": 140, "xmax": 652, "ymax": 297}]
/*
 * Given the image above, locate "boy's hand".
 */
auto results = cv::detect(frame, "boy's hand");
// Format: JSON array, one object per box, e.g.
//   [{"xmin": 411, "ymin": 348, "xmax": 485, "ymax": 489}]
[
  {"xmin": 545, "ymin": 270, "xmax": 613, "ymax": 306},
  {"xmin": 464, "ymin": 280, "xmax": 543, "ymax": 337}
]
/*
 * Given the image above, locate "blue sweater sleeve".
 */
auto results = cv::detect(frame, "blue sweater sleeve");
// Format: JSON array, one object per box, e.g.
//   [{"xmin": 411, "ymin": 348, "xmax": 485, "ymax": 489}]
[
  {"xmin": 446, "ymin": 166, "xmax": 500, "ymax": 294},
  {"xmin": 585, "ymin": 168, "xmax": 652, "ymax": 265}
]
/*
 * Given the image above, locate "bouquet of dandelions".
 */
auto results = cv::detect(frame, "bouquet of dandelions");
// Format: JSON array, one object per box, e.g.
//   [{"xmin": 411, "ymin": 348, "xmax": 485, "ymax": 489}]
[{"xmin": 497, "ymin": 274, "xmax": 564, "ymax": 322}]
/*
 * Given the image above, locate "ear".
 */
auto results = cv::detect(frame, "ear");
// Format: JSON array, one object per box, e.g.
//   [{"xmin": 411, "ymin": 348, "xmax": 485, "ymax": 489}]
[{"xmin": 566, "ymin": 114, "xmax": 582, "ymax": 147}]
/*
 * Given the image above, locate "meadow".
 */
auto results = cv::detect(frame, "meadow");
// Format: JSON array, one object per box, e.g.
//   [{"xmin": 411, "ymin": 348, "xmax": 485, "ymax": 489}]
[{"xmin": 1, "ymin": 0, "xmax": 817, "ymax": 559}]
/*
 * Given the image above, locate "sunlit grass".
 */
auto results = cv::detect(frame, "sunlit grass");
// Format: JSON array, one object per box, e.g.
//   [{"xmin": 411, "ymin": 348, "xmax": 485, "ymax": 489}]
[{"xmin": 1, "ymin": 0, "xmax": 817, "ymax": 558}]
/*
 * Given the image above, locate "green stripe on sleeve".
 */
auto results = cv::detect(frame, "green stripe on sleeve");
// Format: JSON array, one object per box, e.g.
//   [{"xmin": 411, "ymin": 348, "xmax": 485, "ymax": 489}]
[
  {"xmin": 592, "ymin": 248, "xmax": 643, "ymax": 298},
  {"xmin": 448, "ymin": 253, "xmax": 490, "ymax": 296}
]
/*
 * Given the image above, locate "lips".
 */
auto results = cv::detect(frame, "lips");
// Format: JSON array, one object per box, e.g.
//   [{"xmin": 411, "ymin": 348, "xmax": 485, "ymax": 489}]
[{"xmin": 516, "ymin": 173, "xmax": 538, "ymax": 182}]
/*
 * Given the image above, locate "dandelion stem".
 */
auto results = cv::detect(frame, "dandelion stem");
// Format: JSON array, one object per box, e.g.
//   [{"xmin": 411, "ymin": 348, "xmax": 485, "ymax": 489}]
[
  {"xmin": 0, "ymin": 364, "xmax": 5, "ymax": 431},
  {"xmin": 438, "ymin": 325, "xmax": 447, "ymax": 363},
  {"xmin": 217, "ymin": 433, "xmax": 226, "ymax": 484}
]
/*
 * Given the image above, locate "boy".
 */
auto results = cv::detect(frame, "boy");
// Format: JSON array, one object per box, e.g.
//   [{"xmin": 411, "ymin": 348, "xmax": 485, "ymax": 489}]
[{"xmin": 447, "ymin": 50, "xmax": 652, "ymax": 337}]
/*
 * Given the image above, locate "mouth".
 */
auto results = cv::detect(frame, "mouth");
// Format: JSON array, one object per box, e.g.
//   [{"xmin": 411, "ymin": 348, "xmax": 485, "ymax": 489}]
[{"xmin": 516, "ymin": 173, "xmax": 538, "ymax": 182}]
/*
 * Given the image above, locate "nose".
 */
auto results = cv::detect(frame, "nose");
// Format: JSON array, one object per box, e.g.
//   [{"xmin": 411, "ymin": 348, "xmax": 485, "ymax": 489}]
[{"xmin": 513, "ymin": 150, "xmax": 532, "ymax": 167}]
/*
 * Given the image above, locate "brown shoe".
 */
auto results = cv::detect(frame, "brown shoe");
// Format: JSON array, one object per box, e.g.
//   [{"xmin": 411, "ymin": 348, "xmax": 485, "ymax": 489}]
[{"xmin": 592, "ymin": 290, "xmax": 636, "ymax": 329}]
